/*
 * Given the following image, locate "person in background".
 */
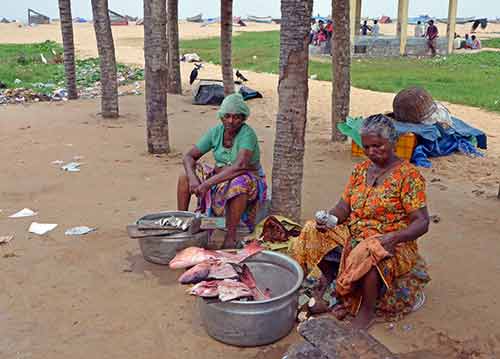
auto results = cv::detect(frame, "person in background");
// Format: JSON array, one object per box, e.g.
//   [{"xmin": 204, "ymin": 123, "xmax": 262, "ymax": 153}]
[
  {"xmin": 309, "ymin": 19, "xmax": 318, "ymax": 44},
  {"xmin": 360, "ymin": 20, "xmax": 371, "ymax": 36},
  {"xmin": 453, "ymin": 33, "xmax": 463, "ymax": 49},
  {"xmin": 414, "ymin": 20, "xmax": 425, "ymax": 37},
  {"xmin": 425, "ymin": 20, "xmax": 439, "ymax": 56},
  {"xmin": 471, "ymin": 35, "xmax": 482, "ymax": 49},
  {"xmin": 371, "ymin": 19, "xmax": 380, "ymax": 36},
  {"xmin": 464, "ymin": 33, "xmax": 473, "ymax": 49}
]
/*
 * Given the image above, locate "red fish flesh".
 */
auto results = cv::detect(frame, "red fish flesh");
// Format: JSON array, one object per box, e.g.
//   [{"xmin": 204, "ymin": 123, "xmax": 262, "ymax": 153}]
[
  {"xmin": 188, "ymin": 280, "xmax": 219, "ymax": 298},
  {"xmin": 169, "ymin": 241, "xmax": 263, "ymax": 269},
  {"xmin": 217, "ymin": 279, "xmax": 253, "ymax": 302}
]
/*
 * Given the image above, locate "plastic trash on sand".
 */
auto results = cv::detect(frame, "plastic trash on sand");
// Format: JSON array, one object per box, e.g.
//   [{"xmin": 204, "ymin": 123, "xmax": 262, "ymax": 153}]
[
  {"xmin": 9, "ymin": 208, "xmax": 37, "ymax": 218},
  {"xmin": 61, "ymin": 162, "xmax": 81, "ymax": 172},
  {"xmin": 0, "ymin": 235, "xmax": 14, "ymax": 244},
  {"xmin": 65, "ymin": 226, "xmax": 96, "ymax": 236},
  {"xmin": 29, "ymin": 222, "xmax": 58, "ymax": 235},
  {"xmin": 181, "ymin": 53, "xmax": 201, "ymax": 62}
]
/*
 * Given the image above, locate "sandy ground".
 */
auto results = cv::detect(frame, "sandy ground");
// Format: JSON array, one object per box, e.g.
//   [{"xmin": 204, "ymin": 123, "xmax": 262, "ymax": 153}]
[{"xmin": 1, "ymin": 21, "xmax": 500, "ymax": 359}]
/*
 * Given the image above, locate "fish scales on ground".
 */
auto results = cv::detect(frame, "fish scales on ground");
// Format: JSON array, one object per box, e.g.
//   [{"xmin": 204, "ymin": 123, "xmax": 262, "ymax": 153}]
[{"xmin": 168, "ymin": 241, "xmax": 263, "ymax": 269}]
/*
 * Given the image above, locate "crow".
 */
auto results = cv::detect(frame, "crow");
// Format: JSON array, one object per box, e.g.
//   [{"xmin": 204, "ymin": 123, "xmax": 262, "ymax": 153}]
[
  {"xmin": 189, "ymin": 63, "xmax": 203, "ymax": 85},
  {"xmin": 235, "ymin": 70, "xmax": 248, "ymax": 82}
]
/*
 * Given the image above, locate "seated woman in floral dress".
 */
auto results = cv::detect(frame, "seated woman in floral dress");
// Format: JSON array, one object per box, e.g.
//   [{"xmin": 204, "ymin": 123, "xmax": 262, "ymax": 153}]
[{"xmin": 292, "ymin": 114, "xmax": 431, "ymax": 329}]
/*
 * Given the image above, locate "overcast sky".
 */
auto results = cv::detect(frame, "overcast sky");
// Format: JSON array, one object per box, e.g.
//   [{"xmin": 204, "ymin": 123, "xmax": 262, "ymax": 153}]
[{"xmin": 3, "ymin": 0, "xmax": 499, "ymax": 22}]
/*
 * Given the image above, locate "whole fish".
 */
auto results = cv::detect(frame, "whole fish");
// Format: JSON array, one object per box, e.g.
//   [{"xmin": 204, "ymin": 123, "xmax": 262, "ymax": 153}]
[
  {"xmin": 178, "ymin": 261, "xmax": 212, "ymax": 284},
  {"xmin": 217, "ymin": 279, "xmax": 253, "ymax": 302},
  {"xmin": 188, "ymin": 280, "xmax": 219, "ymax": 298},
  {"xmin": 169, "ymin": 241, "xmax": 263, "ymax": 269}
]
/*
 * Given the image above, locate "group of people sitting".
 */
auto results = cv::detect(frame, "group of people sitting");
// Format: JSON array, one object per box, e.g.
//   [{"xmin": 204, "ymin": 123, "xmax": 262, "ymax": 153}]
[
  {"xmin": 454, "ymin": 33, "xmax": 482, "ymax": 50},
  {"xmin": 177, "ymin": 94, "xmax": 431, "ymax": 330},
  {"xmin": 309, "ymin": 18, "xmax": 333, "ymax": 46}
]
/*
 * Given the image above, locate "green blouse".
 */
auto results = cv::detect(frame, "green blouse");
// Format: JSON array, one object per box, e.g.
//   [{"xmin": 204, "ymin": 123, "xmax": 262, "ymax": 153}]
[{"xmin": 195, "ymin": 123, "xmax": 260, "ymax": 167}]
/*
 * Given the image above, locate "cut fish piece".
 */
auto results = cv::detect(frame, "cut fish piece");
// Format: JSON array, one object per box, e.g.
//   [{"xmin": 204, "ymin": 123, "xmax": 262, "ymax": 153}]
[
  {"xmin": 9, "ymin": 208, "xmax": 37, "ymax": 218},
  {"xmin": 208, "ymin": 262, "xmax": 238, "ymax": 280},
  {"xmin": 189, "ymin": 280, "xmax": 219, "ymax": 298},
  {"xmin": 169, "ymin": 241, "xmax": 263, "ymax": 269},
  {"xmin": 217, "ymin": 279, "xmax": 253, "ymax": 302},
  {"xmin": 239, "ymin": 264, "xmax": 271, "ymax": 301},
  {"xmin": 28, "ymin": 222, "xmax": 58, "ymax": 235}
]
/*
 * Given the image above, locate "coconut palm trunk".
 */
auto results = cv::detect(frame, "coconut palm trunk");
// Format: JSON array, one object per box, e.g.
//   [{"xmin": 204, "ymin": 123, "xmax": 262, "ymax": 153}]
[
  {"xmin": 220, "ymin": 0, "xmax": 234, "ymax": 96},
  {"xmin": 57, "ymin": 0, "xmax": 78, "ymax": 99},
  {"xmin": 144, "ymin": 0, "xmax": 170, "ymax": 153},
  {"xmin": 331, "ymin": 0, "xmax": 351, "ymax": 141},
  {"xmin": 271, "ymin": 0, "xmax": 313, "ymax": 221},
  {"xmin": 167, "ymin": 0, "xmax": 182, "ymax": 94},
  {"xmin": 91, "ymin": 0, "xmax": 119, "ymax": 118}
]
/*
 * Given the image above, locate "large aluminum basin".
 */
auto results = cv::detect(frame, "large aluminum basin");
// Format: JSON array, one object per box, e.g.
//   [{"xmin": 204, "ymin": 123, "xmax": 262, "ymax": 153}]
[
  {"xmin": 136, "ymin": 211, "xmax": 209, "ymax": 265},
  {"xmin": 198, "ymin": 250, "xmax": 304, "ymax": 347}
]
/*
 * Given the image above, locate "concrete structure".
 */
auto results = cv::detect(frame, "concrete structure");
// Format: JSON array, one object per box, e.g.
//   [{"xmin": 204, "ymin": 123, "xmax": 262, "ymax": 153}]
[{"xmin": 350, "ymin": 0, "xmax": 458, "ymax": 56}]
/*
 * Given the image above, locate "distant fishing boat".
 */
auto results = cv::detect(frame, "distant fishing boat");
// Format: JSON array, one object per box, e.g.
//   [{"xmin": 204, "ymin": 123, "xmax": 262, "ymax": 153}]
[
  {"xmin": 437, "ymin": 16, "xmax": 475, "ymax": 24},
  {"xmin": 187, "ymin": 13, "xmax": 203, "ymax": 23},
  {"xmin": 247, "ymin": 15, "xmax": 273, "ymax": 24}
]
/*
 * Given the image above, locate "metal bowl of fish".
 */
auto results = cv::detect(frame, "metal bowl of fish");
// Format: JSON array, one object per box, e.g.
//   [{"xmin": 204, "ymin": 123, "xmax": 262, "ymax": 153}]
[
  {"xmin": 133, "ymin": 211, "xmax": 209, "ymax": 265},
  {"xmin": 198, "ymin": 250, "xmax": 304, "ymax": 347}
]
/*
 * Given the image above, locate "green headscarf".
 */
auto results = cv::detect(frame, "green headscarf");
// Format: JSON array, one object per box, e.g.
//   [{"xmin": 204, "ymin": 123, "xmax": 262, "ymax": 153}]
[{"xmin": 216, "ymin": 93, "xmax": 250, "ymax": 120}]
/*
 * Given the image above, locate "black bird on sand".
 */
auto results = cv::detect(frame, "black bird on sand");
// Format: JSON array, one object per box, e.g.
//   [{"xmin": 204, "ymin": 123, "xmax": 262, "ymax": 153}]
[
  {"xmin": 235, "ymin": 70, "xmax": 248, "ymax": 82},
  {"xmin": 189, "ymin": 63, "xmax": 203, "ymax": 85}
]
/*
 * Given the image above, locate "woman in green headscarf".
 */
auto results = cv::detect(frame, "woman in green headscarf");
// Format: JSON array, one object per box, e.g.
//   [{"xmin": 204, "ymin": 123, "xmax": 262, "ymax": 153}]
[{"xmin": 177, "ymin": 94, "xmax": 267, "ymax": 248}]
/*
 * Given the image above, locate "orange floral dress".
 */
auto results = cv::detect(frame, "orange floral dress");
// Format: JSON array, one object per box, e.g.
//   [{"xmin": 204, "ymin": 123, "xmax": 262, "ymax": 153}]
[{"xmin": 291, "ymin": 160, "xmax": 431, "ymax": 320}]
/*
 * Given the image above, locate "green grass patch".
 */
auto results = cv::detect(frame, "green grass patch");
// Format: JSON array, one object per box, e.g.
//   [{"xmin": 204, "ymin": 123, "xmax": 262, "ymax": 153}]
[
  {"xmin": 482, "ymin": 38, "xmax": 500, "ymax": 49},
  {"xmin": 181, "ymin": 31, "xmax": 500, "ymax": 112},
  {"xmin": 0, "ymin": 41, "xmax": 64, "ymax": 92},
  {"xmin": 0, "ymin": 42, "xmax": 144, "ymax": 95}
]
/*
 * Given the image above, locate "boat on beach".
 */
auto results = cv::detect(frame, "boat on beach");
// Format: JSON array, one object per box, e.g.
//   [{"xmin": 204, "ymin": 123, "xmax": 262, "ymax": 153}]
[
  {"xmin": 187, "ymin": 13, "xmax": 203, "ymax": 23},
  {"xmin": 247, "ymin": 15, "xmax": 273, "ymax": 24}
]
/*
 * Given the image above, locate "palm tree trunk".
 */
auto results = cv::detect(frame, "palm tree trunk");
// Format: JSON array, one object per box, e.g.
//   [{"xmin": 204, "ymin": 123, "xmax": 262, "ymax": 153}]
[
  {"xmin": 57, "ymin": 0, "xmax": 78, "ymax": 100},
  {"xmin": 220, "ymin": 0, "xmax": 234, "ymax": 96},
  {"xmin": 144, "ymin": 0, "xmax": 170, "ymax": 154},
  {"xmin": 271, "ymin": 0, "xmax": 313, "ymax": 221},
  {"xmin": 167, "ymin": 0, "xmax": 182, "ymax": 94},
  {"xmin": 91, "ymin": 0, "xmax": 119, "ymax": 118},
  {"xmin": 331, "ymin": 0, "xmax": 351, "ymax": 141}
]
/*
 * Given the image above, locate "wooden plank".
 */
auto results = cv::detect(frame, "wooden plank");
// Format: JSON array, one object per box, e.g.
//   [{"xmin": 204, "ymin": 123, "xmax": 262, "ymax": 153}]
[
  {"xmin": 298, "ymin": 317, "xmax": 396, "ymax": 359},
  {"xmin": 447, "ymin": 0, "xmax": 458, "ymax": 54}
]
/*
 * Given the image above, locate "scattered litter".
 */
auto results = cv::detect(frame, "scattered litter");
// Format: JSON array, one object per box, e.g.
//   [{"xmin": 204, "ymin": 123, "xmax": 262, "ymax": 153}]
[
  {"xmin": 51, "ymin": 160, "xmax": 64, "ymax": 165},
  {"xmin": 388, "ymin": 323, "xmax": 395, "ymax": 330},
  {"xmin": 65, "ymin": 226, "xmax": 96, "ymax": 236},
  {"xmin": 40, "ymin": 53, "xmax": 48, "ymax": 64},
  {"xmin": 14, "ymin": 79, "xmax": 22, "ymax": 84},
  {"xmin": 430, "ymin": 214, "xmax": 441, "ymax": 223},
  {"xmin": 0, "ymin": 235, "xmax": 14, "ymax": 245},
  {"xmin": 61, "ymin": 162, "xmax": 81, "ymax": 172},
  {"xmin": 28, "ymin": 222, "xmax": 58, "ymax": 235},
  {"xmin": 310, "ymin": 74, "xmax": 318, "ymax": 80},
  {"xmin": 403, "ymin": 324, "xmax": 413, "ymax": 332},
  {"xmin": 180, "ymin": 53, "xmax": 201, "ymax": 62},
  {"xmin": 9, "ymin": 208, "xmax": 37, "ymax": 218},
  {"xmin": 297, "ymin": 311, "xmax": 309, "ymax": 322}
]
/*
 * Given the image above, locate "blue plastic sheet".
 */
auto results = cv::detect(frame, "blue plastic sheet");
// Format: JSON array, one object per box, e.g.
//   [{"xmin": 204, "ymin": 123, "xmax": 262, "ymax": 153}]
[{"xmin": 338, "ymin": 116, "xmax": 487, "ymax": 168}]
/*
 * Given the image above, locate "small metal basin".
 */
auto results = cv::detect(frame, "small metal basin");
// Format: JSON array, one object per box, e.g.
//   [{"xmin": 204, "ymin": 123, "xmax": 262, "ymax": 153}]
[
  {"xmin": 198, "ymin": 250, "xmax": 304, "ymax": 347},
  {"xmin": 136, "ymin": 211, "xmax": 209, "ymax": 265}
]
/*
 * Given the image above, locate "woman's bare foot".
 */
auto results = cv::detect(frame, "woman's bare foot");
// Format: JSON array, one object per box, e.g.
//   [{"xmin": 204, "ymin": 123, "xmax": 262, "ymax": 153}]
[{"xmin": 331, "ymin": 304, "xmax": 349, "ymax": 320}]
